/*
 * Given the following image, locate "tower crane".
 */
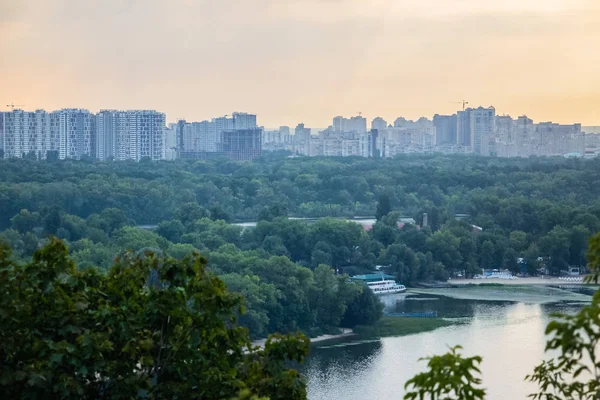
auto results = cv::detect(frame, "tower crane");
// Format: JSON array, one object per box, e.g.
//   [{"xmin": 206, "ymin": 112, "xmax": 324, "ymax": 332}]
[
  {"xmin": 449, "ymin": 100, "xmax": 469, "ymax": 111},
  {"xmin": 6, "ymin": 103, "xmax": 25, "ymax": 110}
]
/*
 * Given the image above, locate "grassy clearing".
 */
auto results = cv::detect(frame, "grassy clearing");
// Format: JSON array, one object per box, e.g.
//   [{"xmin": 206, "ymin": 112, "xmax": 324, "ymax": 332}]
[{"xmin": 353, "ymin": 316, "xmax": 455, "ymax": 338}]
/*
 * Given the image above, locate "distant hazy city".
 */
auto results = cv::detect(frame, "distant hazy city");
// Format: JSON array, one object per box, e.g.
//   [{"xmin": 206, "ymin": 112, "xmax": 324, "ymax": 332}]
[{"xmin": 1, "ymin": 106, "xmax": 599, "ymax": 162}]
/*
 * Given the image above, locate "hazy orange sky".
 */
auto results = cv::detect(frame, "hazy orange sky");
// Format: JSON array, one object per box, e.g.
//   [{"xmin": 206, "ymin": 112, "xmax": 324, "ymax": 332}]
[{"xmin": 1, "ymin": 0, "xmax": 599, "ymax": 127}]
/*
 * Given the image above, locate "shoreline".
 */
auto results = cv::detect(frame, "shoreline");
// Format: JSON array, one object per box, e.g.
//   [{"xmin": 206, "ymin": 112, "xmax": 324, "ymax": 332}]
[
  {"xmin": 410, "ymin": 285, "xmax": 593, "ymax": 304},
  {"xmin": 251, "ymin": 328, "xmax": 355, "ymax": 349},
  {"xmin": 448, "ymin": 277, "xmax": 590, "ymax": 286}
]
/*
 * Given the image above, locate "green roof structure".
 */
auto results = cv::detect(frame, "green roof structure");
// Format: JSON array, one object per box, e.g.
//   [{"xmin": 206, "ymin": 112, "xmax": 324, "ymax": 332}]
[{"xmin": 351, "ymin": 273, "xmax": 395, "ymax": 282}]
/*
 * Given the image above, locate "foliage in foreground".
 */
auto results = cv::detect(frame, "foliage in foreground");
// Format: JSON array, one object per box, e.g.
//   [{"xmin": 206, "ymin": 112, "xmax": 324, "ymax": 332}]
[
  {"xmin": 0, "ymin": 238, "xmax": 309, "ymax": 400},
  {"xmin": 404, "ymin": 345, "xmax": 485, "ymax": 400}
]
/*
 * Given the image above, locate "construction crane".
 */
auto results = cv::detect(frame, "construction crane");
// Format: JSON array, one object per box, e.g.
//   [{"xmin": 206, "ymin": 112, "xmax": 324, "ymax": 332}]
[
  {"xmin": 6, "ymin": 103, "xmax": 25, "ymax": 110},
  {"xmin": 449, "ymin": 100, "xmax": 469, "ymax": 111}
]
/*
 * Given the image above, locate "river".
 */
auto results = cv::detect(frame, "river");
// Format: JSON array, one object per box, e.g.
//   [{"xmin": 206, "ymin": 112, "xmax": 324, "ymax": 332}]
[{"xmin": 303, "ymin": 289, "xmax": 591, "ymax": 400}]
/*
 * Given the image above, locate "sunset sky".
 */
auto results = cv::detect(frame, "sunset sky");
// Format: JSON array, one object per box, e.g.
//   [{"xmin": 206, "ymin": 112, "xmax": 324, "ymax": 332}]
[{"xmin": 1, "ymin": 0, "xmax": 598, "ymax": 127}]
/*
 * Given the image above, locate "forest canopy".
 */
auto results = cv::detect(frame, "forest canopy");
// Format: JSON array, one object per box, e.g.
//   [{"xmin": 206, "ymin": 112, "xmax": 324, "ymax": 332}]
[{"xmin": 1, "ymin": 154, "xmax": 599, "ymax": 338}]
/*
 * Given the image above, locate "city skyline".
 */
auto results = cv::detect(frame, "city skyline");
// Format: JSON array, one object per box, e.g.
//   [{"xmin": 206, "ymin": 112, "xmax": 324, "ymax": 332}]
[
  {"xmin": 1, "ymin": 0, "xmax": 599, "ymax": 127},
  {"xmin": 2, "ymin": 105, "xmax": 598, "ymax": 134}
]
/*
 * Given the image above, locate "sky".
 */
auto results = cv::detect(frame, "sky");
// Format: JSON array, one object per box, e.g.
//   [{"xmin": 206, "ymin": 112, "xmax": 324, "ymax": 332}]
[{"xmin": 1, "ymin": 0, "xmax": 599, "ymax": 127}]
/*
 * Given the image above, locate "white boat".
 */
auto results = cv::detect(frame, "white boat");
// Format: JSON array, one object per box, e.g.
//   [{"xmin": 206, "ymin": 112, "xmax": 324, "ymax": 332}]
[{"xmin": 367, "ymin": 278, "xmax": 406, "ymax": 295}]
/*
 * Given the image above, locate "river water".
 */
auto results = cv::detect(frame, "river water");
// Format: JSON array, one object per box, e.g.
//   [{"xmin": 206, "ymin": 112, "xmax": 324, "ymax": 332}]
[{"xmin": 303, "ymin": 291, "xmax": 590, "ymax": 400}]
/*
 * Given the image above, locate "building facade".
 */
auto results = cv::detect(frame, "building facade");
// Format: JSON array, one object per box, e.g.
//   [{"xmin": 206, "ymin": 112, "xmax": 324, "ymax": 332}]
[
  {"xmin": 433, "ymin": 114, "xmax": 457, "ymax": 145},
  {"xmin": 177, "ymin": 112, "xmax": 262, "ymax": 161},
  {"xmin": 371, "ymin": 117, "xmax": 387, "ymax": 131},
  {"xmin": 332, "ymin": 115, "xmax": 367, "ymax": 133},
  {"xmin": 469, "ymin": 106, "xmax": 495, "ymax": 155},
  {"xmin": 95, "ymin": 110, "xmax": 164, "ymax": 161}
]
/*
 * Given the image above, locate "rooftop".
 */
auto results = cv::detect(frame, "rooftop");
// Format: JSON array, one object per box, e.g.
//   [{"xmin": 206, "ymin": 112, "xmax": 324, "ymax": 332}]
[{"xmin": 351, "ymin": 273, "xmax": 395, "ymax": 282}]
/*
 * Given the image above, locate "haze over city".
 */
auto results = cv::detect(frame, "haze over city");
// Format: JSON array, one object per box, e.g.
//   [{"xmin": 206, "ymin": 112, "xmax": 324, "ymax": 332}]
[{"xmin": 1, "ymin": 0, "xmax": 599, "ymax": 127}]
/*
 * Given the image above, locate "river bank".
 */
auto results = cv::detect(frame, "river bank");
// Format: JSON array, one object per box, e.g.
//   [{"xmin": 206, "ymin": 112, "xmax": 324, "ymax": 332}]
[
  {"xmin": 251, "ymin": 316, "xmax": 456, "ymax": 349},
  {"xmin": 353, "ymin": 316, "xmax": 455, "ymax": 338},
  {"xmin": 251, "ymin": 328, "xmax": 356, "ymax": 349},
  {"xmin": 410, "ymin": 284, "xmax": 594, "ymax": 304},
  {"xmin": 449, "ymin": 276, "xmax": 589, "ymax": 285}
]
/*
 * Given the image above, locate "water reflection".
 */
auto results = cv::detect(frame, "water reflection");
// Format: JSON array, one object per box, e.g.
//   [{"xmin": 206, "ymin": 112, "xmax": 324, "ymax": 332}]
[{"xmin": 304, "ymin": 297, "xmax": 585, "ymax": 400}]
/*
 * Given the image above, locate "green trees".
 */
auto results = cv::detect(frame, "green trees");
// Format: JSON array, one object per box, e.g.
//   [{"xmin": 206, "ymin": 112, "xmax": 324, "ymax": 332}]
[
  {"xmin": 404, "ymin": 346, "xmax": 485, "ymax": 400},
  {"xmin": 0, "ymin": 238, "xmax": 309, "ymax": 399},
  {"xmin": 376, "ymin": 193, "xmax": 392, "ymax": 221},
  {"xmin": 341, "ymin": 284, "xmax": 384, "ymax": 327},
  {"xmin": 3, "ymin": 155, "xmax": 600, "ymax": 341},
  {"xmin": 310, "ymin": 265, "xmax": 360, "ymax": 331}
]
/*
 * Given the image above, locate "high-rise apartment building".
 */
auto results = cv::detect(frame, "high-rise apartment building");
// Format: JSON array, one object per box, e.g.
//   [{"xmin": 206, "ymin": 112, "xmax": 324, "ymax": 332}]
[
  {"xmin": 163, "ymin": 123, "xmax": 177, "ymax": 160},
  {"xmin": 279, "ymin": 126, "xmax": 291, "ymax": 143},
  {"xmin": 55, "ymin": 109, "xmax": 95, "ymax": 160},
  {"xmin": 294, "ymin": 123, "xmax": 311, "ymax": 142},
  {"xmin": 177, "ymin": 112, "xmax": 261, "ymax": 160},
  {"xmin": 95, "ymin": 110, "xmax": 164, "ymax": 161},
  {"xmin": 96, "ymin": 110, "xmax": 125, "ymax": 160},
  {"xmin": 0, "ymin": 112, "xmax": 4, "ymax": 157},
  {"xmin": 371, "ymin": 117, "xmax": 387, "ymax": 131},
  {"xmin": 233, "ymin": 112, "xmax": 257, "ymax": 130},
  {"xmin": 2, "ymin": 109, "xmax": 62, "ymax": 159},
  {"xmin": 494, "ymin": 115, "xmax": 516, "ymax": 157},
  {"xmin": 127, "ymin": 110, "xmax": 165, "ymax": 161},
  {"xmin": 469, "ymin": 106, "xmax": 495, "ymax": 155},
  {"xmin": 2, "ymin": 109, "xmax": 36, "ymax": 158},
  {"xmin": 456, "ymin": 110, "xmax": 471, "ymax": 147},
  {"xmin": 332, "ymin": 116, "xmax": 342, "ymax": 132},
  {"xmin": 535, "ymin": 122, "xmax": 583, "ymax": 156},
  {"xmin": 332, "ymin": 115, "xmax": 367, "ymax": 133},
  {"xmin": 433, "ymin": 114, "xmax": 457, "ymax": 145},
  {"xmin": 218, "ymin": 128, "xmax": 262, "ymax": 161},
  {"xmin": 455, "ymin": 107, "xmax": 495, "ymax": 154},
  {"xmin": 192, "ymin": 121, "xmax": 213, "ymax": 151}
]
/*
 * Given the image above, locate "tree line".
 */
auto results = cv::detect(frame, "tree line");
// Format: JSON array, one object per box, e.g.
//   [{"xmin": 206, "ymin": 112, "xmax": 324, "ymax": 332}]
[{"xmin": 1, "ymin": 155, "xmax": 600, "ymax": 338}]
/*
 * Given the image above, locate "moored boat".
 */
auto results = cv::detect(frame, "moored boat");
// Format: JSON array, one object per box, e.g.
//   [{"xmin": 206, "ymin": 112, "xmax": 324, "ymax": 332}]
[{"xmin": 367, "ymin": 279, "xmax": 406, "ymax": 295}]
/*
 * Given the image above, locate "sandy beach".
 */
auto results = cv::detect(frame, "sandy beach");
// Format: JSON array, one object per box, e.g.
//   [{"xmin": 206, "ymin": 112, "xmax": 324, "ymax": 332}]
[{"xmin": 449, "ymin": 276, "xmax": 589, "ymax": 285}]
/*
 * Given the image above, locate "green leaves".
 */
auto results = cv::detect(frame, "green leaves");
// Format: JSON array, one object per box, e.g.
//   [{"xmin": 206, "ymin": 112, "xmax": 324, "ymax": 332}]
[
  {"xmin": 526, "ymin": 289, "xmax": 600, "ymax": 399},
  {"xmin": 404, "ymin": 345, "xmax": 486, "ymax": 400},
  {"xmin": 0, "ymin": 238, "xmax": 309, "ymax": 400}
]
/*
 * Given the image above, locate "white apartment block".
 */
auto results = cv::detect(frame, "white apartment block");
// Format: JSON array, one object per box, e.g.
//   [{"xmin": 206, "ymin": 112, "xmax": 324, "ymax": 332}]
[
  {"xmin": 371, "ymin": 117, "xmax": 387, "ymax": 131},
  {"xmin": 95, "ymin": 110, "xmax": 165, "ymax": 161},
  {"xmin": 56, "ymin": 109, "xmax": 95, "ymax": 160},
  {"xmin": 192, "ymin": 121, "xmax": 214, "ymax": 152},
  {"xmin": 96, "ymin": 110, "xmax": 126, "ymax": 160},
  {"xmin": 126, "ymin": 110, "xmax": 165, "ymax": 161},
  {"xmin": 2, "ymin": 109, "xmax": 37, "ymax": 158},
  {"xmin": 469, "ymin": 107, "xmax": 495, "ymax": 156},
  {"xmin": 332, "ymin": 115, "xmax": 367, "ymax": 133},
  {"xmin": 2, "ymin": 109, "xmax": 60, "ymax": 159}
]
